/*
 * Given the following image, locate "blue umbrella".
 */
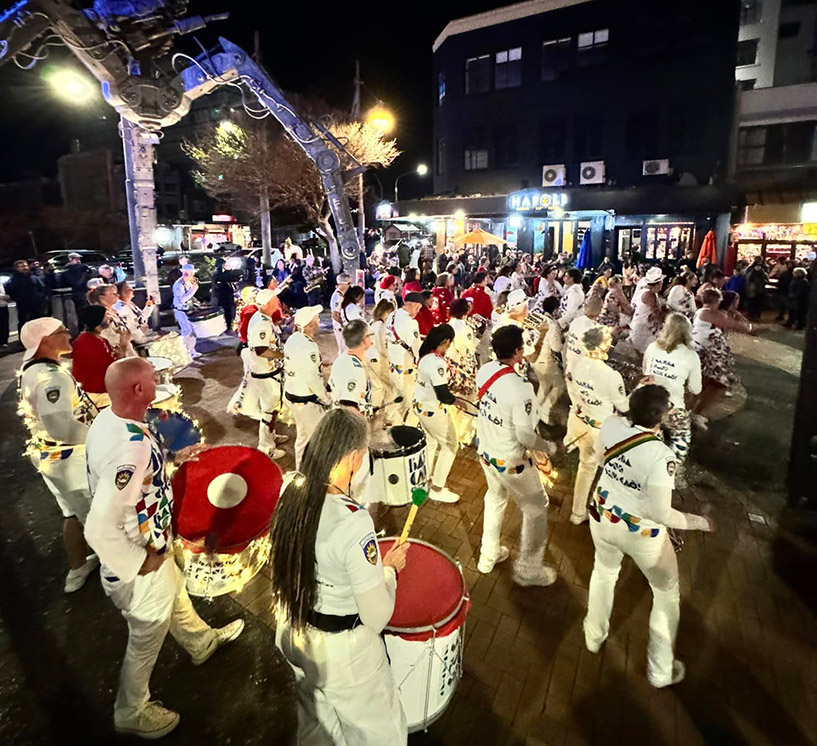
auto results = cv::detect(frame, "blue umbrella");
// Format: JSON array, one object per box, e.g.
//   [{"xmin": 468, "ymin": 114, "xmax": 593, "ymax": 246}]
[{"xmin": 576, "ymin": 230, "xmax": 593, "ymax": 270}]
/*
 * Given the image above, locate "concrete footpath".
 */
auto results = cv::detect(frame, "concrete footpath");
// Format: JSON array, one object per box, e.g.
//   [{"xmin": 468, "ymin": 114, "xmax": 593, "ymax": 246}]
[{"xmin": 0, "ymin": 318, "xmax": 814, "ymax": 746}]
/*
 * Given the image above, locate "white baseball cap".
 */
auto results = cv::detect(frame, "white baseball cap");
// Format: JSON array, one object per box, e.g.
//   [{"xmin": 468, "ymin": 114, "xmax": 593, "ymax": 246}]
[
  {"xmin": 255, "ymin": 289, "xmax": 276, "ymax": 306},
  {"xmin": 645, "ymin": 267, "xmax": 664, "ymax": 284},
  {"xmin": 294, "ymin": 305, "xmax": 323, "ymax": 328},
  {"xmin": 21, "ymin": 317, "xmax": 64, "ymax": 361},
  {"xmin": 507, "ymin": 289, "xmax": 528, "ymax": 308}
]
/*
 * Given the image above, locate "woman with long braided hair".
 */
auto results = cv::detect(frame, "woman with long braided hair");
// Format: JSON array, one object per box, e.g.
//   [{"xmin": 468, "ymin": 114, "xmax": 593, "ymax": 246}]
[{"xmin": 270, "ymin": 408, "xmax": 409, "ymax": 745}]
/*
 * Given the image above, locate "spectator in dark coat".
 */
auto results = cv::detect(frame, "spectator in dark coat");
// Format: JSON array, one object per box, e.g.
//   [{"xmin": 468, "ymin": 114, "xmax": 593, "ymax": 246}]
[
  {"xmin": 60, "ymin": 253, "xmax": 93, "ymax": 310},
  {"xmin": 5, "ymin": 260, "xmax": 45, "ymax": 333},
  {"xmin": 745, "ymin": 257, "xmax": 768, "ymax": 321},
  {"xmin": 784, "ymin": 268, "xmax": 810, "ymax": 330},
  {"xmin": 775, "ymin": 261, "xmax": 795, "ymax": 321}
]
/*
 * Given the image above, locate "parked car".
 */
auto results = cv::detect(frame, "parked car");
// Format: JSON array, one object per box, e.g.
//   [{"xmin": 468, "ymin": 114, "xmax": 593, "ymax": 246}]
[{"xmin": 41, "ymin": 250, "xmax": 113, "ymax": 270}]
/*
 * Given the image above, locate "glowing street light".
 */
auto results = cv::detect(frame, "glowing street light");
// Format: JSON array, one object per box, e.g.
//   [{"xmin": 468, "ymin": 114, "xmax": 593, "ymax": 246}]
[
  {"xmin": 394, "ymin": 163, "xmax": 430, "ymax": 202},
  {"xmin": 45, "ymin": 68, "xmax": 96, "ymax": 105},
  {"xmin": 366, "ymin": 106, "xmax": 395, "ymax": 134}
]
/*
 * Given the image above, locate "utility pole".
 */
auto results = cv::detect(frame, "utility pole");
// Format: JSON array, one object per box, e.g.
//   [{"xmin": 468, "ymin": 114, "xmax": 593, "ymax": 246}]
[
  {"xmin": 352, "ymin": 60, "xmax": 365, "ymax": 245},
  {"xmin": 255, "ymin": 30, "xmax": 272, "ymax": 268}
]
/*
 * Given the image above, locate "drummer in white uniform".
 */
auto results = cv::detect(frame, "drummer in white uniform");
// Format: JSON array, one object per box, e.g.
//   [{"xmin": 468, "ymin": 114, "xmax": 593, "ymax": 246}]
[
  {"xmin": 447, "ymin": 298, "xmax": 479, "ymax": 397},
  {"xmin": 369, "ymin": 299, "xmax": 399, "ymax": 425},
  {"xmin": 557, "ymin": 269, "xmax": 586, "ymax": 330},
  {"xmin": 475, "ymin": 325, "xmax": 558, "ymax": 586},
  {"xmin": 85, "ymin": 358, "xmax": 244, "ymax": 739},
  {"xmin": 330, "ymin": 319, "xmax": 374, "ymax": 417},
  {"xmin": 563, "ymin": 294, "xmax": 603, "ymax": 373},
  {"xmin": 414, "ymin": 324, "xmax": 461, "ymax": 504},
  {"xmin": 565, "ymin": 326, "xmax": 628, "ymax": 525},
  {"xmin": 386, "ymin": 291, "xmax": 423, "ymax": 423},
  {"xmin": 270, "ymin": 409, "xmax": 410, "ymax": 746},
  {"xmin": 229, "ymin": 289, "xmax": 287, "ymax": 459},
  {"xmin": 18, "ymin": 318, "xmax": 100, "ymax": 592},
  {"xmin": 529, "ymin": 296, "xmax": 564, "ymax": 424},
  {"xmin": 584, "ymin": 384, "xmax": 712, "ymax": 688},
  {"xmin": 284, "ymin": 305, "xmax": 331, "ymax": 467},
  {"xmin": 330, "ymin": 273, "xmax": 352, "ymax": 353},
  {"xmin": 492, "ymin": 289, "xmax": 538, "ymax": 359}
]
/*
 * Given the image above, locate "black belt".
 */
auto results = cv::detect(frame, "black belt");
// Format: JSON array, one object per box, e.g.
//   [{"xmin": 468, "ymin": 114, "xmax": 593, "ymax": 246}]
[
  {"xmin": 307, "ymin": 610, "xmax": 362, "ymax": 633},
  {"xmin": 286, "ymin": 392, "xmax": 322, "ymax": 405},
  {"xmin": 251, "ymin": 371, "xmax": 283, "ymax": 380},
  {"xmin": 337, "ymin": 399, "xmax": 360, "ymax": 410}
]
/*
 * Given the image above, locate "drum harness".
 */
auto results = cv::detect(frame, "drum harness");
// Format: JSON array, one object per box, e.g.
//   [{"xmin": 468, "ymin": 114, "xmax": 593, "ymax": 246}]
[{"xmin": 388, "ymin": 316, "xmax": 417, "ymax": 370}]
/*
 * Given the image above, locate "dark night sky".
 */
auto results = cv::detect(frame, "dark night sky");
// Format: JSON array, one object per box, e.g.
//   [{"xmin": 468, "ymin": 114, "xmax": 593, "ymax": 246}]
[{"xmin": 0, "ymin": 0, "xmax": 505, "ymax": 199}]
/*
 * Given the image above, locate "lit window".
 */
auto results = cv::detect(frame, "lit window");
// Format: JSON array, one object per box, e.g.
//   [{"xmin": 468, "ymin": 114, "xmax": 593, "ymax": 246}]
[
  {"xmin": 577, "ymin": 29, "xmax": 609, "ymax": 66},
  {"xmin": 464, "ymin": 149, "xmax": 489, "ymax": 170},
  {"xmin": 495, "ymin": 47, "xmax": 522, "ymax": 89},
  {"xmin": 437, "ymin": 71, "xmax": 446, "ymax": 106},
  {"xmin": 542, "ymin": 38, "xmax": 572, "ymax": 80}
]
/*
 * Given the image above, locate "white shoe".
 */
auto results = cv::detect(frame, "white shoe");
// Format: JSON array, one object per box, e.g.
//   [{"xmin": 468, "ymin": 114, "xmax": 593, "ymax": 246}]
[
  {"xmin": 649, "ymin": 660, "xmax": 686, "ymax": 689},
  {"xmin": 429, "ymin": 486, "xmax": 460, "ymax": 504},
  {"xmin": 513, "ymin": 565, "xmax": 558, "ymax": 587},
  {"xmin": 192, "ymin": 619, "xmax": 245, "ymax": 666},
  {"xmin": 569, "ymin": 514, "xmax": 588, "ymax": 526},
  {"xmin": 263, "ymin": 447, "xmax": 286, "ymax": 460},
  {"xmin": 691, "ymin": 414, "xmax": 709, "ymax": 431},
  {"xmin": 189, "ymin": 350, "xmax": 202, "ymax": 360},
  {"xmin": 64, "ymin": 555, "xmax": 100, "ymax": 593},
  {"xmin": 585, "ymin": 636, "xmax": 604, "ymax": 654},
  {"xmin": 114, "ymin": 701, "xmax": 180, "ymax": 739},
  {"xmin": 274, "ymin": 433, "xmax": 289, "ymax": 444},
  {"xmin": 477, "ymin": 546, "xmax": 510, "ymax": 574}
]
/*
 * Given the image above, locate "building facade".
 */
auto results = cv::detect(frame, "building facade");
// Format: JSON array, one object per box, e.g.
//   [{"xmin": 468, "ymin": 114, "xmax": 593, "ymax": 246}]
[{"xmin": 405, "ymin": 0, "xmax": 741, "ymax": 265}]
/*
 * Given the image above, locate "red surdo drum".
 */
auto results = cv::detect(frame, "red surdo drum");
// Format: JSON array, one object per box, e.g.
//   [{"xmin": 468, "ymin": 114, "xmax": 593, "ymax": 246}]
[
  {"xmin": 171, "ymin": 445, "xmax": 282, "ymax": 597},
  {"xmin": 378, "ymin": 538, "xmax": 471, "ymax": 732}
]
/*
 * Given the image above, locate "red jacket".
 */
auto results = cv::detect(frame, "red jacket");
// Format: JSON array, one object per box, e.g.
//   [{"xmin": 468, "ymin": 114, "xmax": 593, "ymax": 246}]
[
  {"xmin": 462, "ymin": 285, "xmax": 493, "ymax": 319},
  {"xmin": 71, "ymin": 332, "xmax": 117, "ymax": 394},
  {"xmin": 238, "ymin": 304, "xmax": 259, "ymax": 344},
  {"xmin": 415, "ymin": 306, "xmax": 435, "ymax": 337},
  {"xmin": 432, "ymin": 286, "xmax": 453, "ymax": 324}
]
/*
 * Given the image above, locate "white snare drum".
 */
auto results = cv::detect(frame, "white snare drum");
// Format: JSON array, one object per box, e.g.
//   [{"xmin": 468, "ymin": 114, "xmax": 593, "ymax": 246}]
[
  {"xmin": 378, "ymin": 538, "xmax": 470, "ymax": 732},
  {"xmin": 147, "ymin": 356, "xmax": 173, "ymax": 384},
  {"xmin": 365, "ymin": 425, "xmax": 428, "ymax": 506},
  {"xmin": 152, "ymin": 383, "xmax": 181, "ymax": 411},
  {"xmin": 146, "ymin": 332, "xmax": 193, "ymax": 371},
  {"xmin": 190, "ymin": 308, "xmax": 227, "ymax": 339}
]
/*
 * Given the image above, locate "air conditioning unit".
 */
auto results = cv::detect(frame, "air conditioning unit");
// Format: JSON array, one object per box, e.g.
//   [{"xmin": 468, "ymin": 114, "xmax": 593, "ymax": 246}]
[
  {"xmin": 643, "ymin": 159, "xmax": 670, "ymax": 176},
  {"xmin": 542, "ymin": 164, "xmax": 566, "ymax": 187},
  {"xmin": 579, "ymin": 161, "xmax": 605, "ymax": 185}
]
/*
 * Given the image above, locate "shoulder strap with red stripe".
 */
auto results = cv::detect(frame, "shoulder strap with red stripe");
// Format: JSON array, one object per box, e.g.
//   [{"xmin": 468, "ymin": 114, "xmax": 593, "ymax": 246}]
[
  {"xmin": 603, "ymin": 431, "xmax": 662, "ymax": 465},
  {"xmin": 478, "ymin": 365, "xmax": 516, "ymax": 400}
]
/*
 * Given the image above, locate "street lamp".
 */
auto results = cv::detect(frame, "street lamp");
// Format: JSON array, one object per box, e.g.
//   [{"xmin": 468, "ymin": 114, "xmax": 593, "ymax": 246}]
[
  {"xmin": 44, "ymin": 68, "xmax": 96, "ymax": 105},
  {"xmin": 394, "ymin": 163, "xmax": 429, "ymax": 202},
  {"xmin": 366, "ymin": 106, "xmax": 395, "ymax": 134}
]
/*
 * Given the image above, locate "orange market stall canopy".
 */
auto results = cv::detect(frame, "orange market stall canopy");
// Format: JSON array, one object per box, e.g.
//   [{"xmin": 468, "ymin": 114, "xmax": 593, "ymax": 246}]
[{"xmin": 452, "ymin": 228, "xmax": 507, "ymax": 246}]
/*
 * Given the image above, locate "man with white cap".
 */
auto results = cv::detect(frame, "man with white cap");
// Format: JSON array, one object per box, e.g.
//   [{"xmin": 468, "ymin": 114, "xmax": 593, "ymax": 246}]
[
  {"xmin": 330, "ymin": 273, "xmax": 352, "ymax": 353},
  {"xmin": 18, "ymin": 317, "xmax": 100, "ymax": 592},
  {"xmin": 284, "ymin": 304, "xmax": 331, "ymax": 466},
  {"xmin": 557, "ymin": 269, "xmax": 586, "ymax": 330},
  {"xmin": 493, "ymin": 288, "xmax": 539, "ymax": 358},
  {"xmin": 172, "ymin": 264, "xmax": 200, "ymax": 358},
  {"xmin": 229, "ymin": 289, "xmax": 287, "ymax": 459},
  {"xmin": 386, "ymin": 291, "xmax": 423, "ymax": 423},
  {"xmin": 329, "ymin": 319, "xmax": 374, "ymax": 417},
  {"xmin": 564, "ymin": 327, "xmax": 628, "ymax": 525},
  {"xmin": 85, "ymin": 357, "xmax": 244, "ymax": 739}
]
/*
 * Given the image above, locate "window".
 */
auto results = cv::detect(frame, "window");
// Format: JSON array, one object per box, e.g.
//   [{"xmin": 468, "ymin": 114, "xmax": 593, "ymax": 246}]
[
  {"xmin": 495, "ymin": 47, "xmax": 522, "ymax": 89},
  {"xmin": 465, "ymin": 55, "xmax": 491, "ymax": 94},
  {"xmin": 573, "ymin": 114, "xmax": 604, "ymax": 159},
  {"xmin": 541, "ymin": 37, "xmax": 572, "ymax": 80},
  {"xmin": 740, "ymin": 0, "xmax": 762, "ymax": 25},
  {"xmin": 668, "ymin": 107, "xmax": 704, "ymax": 155},
  {"xmin": 738, "ymin": 78, "xmax": 757, "ymax": 90},
  {"xmin": 464, "ymin": 127, "xmax": 489, "ymax": 170},
  {"xmin": 538, "ymin": 114, "xmax": 567, "ymax": 162},
  {"xmin": 737, "ymin": 121, "xmax": 817, "ymax": 166},
  {"xmin": 577, "ymin": 28, "xmax": 609, "ymax": 66},
  {"xmin": 436, "ymin": 137, "xmax": 447, "ymax": 175},
  {"xmin": 493, "ymin": 124, "xmax": 519, "ymax": 167},
  {"xmin": 738, "ymin": 126, "xmax": 767, "ymax": 165},
  {"xmin": 437, "ymin": 72, "xmax": 446, "ymax": 106},
  {"xmin": 625, "ymin": 110, "xmax": 659, "ymax": 158},
  {"xmin": 779, "ymin": 22, "xmax": 800, "ymax": 38},
  {"xmin": 737, "ymin": 38, "xmax": 759, "ymax": 66}
]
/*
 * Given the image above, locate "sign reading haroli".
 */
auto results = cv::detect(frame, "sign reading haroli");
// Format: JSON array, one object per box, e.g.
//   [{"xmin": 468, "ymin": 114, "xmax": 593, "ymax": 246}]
[{"xmin": 506, "ymin": 189, "xmax": 569, "ymax": 212}]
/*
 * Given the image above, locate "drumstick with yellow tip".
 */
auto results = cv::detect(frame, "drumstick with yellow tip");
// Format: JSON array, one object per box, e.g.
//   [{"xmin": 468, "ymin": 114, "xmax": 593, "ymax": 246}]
[{"xmin": 399, "ymin": 488, "xmax": 428, "ymax": 545}]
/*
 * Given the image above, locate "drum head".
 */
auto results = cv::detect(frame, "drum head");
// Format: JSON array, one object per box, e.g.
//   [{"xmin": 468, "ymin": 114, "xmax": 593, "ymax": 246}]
[
  {"xmin": 147, "ymin": 356, "xmax": 173, "ymax": 373},
  {"xmin": 146, "ymin": 409, "xmax": 200, "ymax": 452},
  {"xmin": 152, "ymin": 383, "xmax": 177, "ymax": 404},
  {"xmin": 371, "ymin": 426, "xmax": 425, "ymax": 458},
  {"xmin": 379, "ymin": 538, "xmax": 466, "ymax": 632},
  {"xmin": 172, "ymin": 446, "xmax": 282, "ymax": 552}
]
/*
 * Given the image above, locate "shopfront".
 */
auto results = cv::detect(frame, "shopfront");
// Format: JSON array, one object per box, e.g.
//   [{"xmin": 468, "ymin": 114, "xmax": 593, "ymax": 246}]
[{"xmin": 731, "ymin": 222, "xmax": 817, "ymax": 264}]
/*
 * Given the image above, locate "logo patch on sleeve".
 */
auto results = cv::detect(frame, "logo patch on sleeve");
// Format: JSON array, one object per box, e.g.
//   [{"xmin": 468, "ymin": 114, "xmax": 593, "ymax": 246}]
[
  {"xmin": 438, "ymin": 367, "xmax": 445, "ymax": 377},
  {"xmin": 360, "ymin": 534, "xmax": 378, "ymax": 565},
  {"xmin": 667, "ymin": 461, "xmax": 677, "ymax": 477},
  {"xmin": 525, "ymin": 400, "xmax": 532, "ymax": 415},
  {"xmin": 45, "ymin": 387, "xmax": 61, "ymax": 404},
  {"xmin": 347, "ymin": 381, "xmax": 356, "ymax": 391},
  {"xmin": 115, "ymin": 465, "xmax": 136, "ymax": 490}
]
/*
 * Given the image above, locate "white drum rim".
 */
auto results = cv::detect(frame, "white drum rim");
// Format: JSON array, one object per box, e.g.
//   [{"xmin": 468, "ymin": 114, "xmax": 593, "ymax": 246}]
[
  {"xmin": 380, "ymin": 537, "xmax": 468, "ymax": 635},
  {"xmin": 146, "ymin": 356, "xmax": 173, "ymax": 372},
  {"xmin": 152, "ymin": 383, "xmax": 180, "ymax": 403},
  {"xmin": 370, "ymin": 427, "xmax": 426, "ymax": 459}
]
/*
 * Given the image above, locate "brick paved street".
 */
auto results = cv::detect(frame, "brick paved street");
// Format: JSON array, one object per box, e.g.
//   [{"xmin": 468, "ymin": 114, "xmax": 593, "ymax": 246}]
[{"xmin": 1, "ymin": 318, "xmax": 815, "ymax": 745}]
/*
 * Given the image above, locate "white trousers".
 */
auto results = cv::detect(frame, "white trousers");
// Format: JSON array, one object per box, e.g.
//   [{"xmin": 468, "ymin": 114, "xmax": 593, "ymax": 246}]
[
  {"xmin": 565, "ymin": 409, "xmax": 600, "ymax": 521},
  {"xmin": 531, "ymin": 361, "xmax": 564, "ymax": 424},
  {"xmin": 291, "ymin": 401, "xmax": 326, "ymax": 468},
  {"xmin": 276, "ymin": 621, "xmax": 407, "ymax": 746},
  {"xmin": 173, "ymin": 310, "xmax": 197, "ymax": 354},
  {"xmin": 389, "ymin": 369, "xmax": 416, "ymax": 424},
  {"xmin": 415, "ymin": 405, "xmax": 458, "ymax": 490},
  {"xmin": 103, "ymin": 559, "xmax": 215, "ymax": 722},
  {"xmin": 34, "ymin": 447, "xmax": 92, "ymax": 521},
  {"xmin": 333, "ymin": 327, "xmax": 346, "ymax": 354},
  {"xmin": 585, "ymin": 518, "xmax": 680, "ymax": 686},
  {"xmin": 479, "ymin": 462, "xmax": 549, "ymax": 574}
]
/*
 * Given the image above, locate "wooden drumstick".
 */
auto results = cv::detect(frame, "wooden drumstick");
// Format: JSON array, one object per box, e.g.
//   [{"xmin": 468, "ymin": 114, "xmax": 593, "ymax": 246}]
[{"xmin": 399, "ymin": 488, "xmax": 428, "ymax": 545}]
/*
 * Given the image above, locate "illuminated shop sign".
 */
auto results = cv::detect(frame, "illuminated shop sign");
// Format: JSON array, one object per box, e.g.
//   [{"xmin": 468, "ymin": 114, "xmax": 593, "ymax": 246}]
[{"xmin": 507, "ymin": 190, "xmax": 569, "ymax": 212}]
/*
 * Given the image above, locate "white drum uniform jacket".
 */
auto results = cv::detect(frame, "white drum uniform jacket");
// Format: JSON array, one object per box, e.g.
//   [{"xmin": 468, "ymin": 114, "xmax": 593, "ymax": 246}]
[
  {"xmin": 567, "ymin": 356, "xmax": 628, "ymax": 429},
  {"xmin": 330, "ymin": 352, "xmax": 372, "ymax": 415},
  {"xmin": 386, "ymin": 309, "xmax": 421, "ymax": 372},
  {"xmin": 563, "ymin": 314, "xmax": 604, "ymax": 373},
  {"xmin": 642, "ymin": 342, "xmax": 702, "ymax": 410},
  {"xmin": 558, "ymin": 284, "xmax": 585, "ymax": 329},
  {"xmin": 330, "ymin": 289, "xmax": 344, "ymax": 334},
  {"xmin": 475, "ymin": 361, "xmax": 550, "ymax": 465},
  {"xmin": 284, "ymin": 331, "xmax": 331, "ymax": 405}
]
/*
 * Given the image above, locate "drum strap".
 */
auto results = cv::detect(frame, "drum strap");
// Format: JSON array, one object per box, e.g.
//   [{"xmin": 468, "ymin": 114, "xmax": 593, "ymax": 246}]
[
  {"xmin": 389, "ymin": 320, "xmax": 417, "ymax": 364},
  {"xmin": 307, "ymin": 610, "xmax": 362, "ymax": 633},
  {"xmin": 603, "ymin": 431, "xmax": 661, "ymax": 465},
  {"xmin": 285, "ymin": 392, "xmax": 321, "ymax": 405},
  {"xmin": 477, "ymin": 366, "xmax": 515, "ymax": 400}
]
